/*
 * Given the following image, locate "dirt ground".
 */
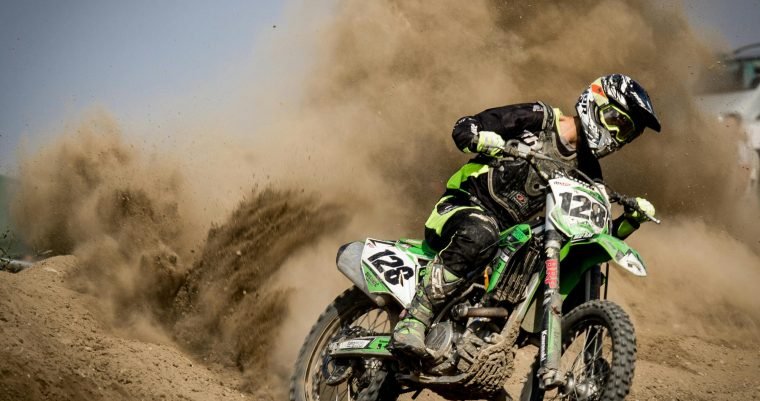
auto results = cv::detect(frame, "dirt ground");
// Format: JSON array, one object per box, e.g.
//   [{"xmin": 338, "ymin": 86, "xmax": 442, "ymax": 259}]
[
  {"xmin": 0, "ymin": 257, "xmax": 253, "ymax": 401},
  {"xmin": 1, "ymin": 256, "xmax": 758, "ymax": 401}
]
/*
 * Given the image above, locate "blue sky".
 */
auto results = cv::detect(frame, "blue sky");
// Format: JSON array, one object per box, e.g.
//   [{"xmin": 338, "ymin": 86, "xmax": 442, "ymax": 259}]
[
  {"xmin": 0, "ymin": 0, "xmax": 284, "ymax": 173},
  {"xmin": 684, "ymin": 0, "xmax": 760, "ymax": 50},
  {"xmin": 0, "ymin": 0, "xmax": 759, "ymax": 174}
]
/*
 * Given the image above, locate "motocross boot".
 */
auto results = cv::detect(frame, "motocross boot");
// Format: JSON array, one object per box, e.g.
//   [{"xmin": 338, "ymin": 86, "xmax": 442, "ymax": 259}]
[{"xmin": 391, "ymin": 261, "xmax": 462, "ymax": 357}]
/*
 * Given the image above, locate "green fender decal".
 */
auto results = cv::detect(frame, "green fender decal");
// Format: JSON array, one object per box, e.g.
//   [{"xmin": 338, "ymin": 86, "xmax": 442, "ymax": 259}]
[
  {"xmin": 368, "ymin": 336, "xmax": 390, "ymax": 350},
  {"xmin": 561, "ymin": 233, "xmax": 646, "ymax": 277}
]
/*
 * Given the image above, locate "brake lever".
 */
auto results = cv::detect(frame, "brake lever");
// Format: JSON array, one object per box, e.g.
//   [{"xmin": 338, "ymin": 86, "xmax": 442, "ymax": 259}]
[{"xmin": 642, "ymin": 212, "xmax": 661, "ymax": 225}]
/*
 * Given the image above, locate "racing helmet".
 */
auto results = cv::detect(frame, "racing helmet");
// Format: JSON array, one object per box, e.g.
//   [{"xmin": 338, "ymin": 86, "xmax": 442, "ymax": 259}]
[{"xmin": 575, "ymin": 74, "xmax": 661, "ymax": 157}]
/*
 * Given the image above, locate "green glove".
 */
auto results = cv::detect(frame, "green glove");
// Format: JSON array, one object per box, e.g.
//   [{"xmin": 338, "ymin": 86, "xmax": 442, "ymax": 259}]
[
  {"xmin": 475, "ymin": 131, "xmax": 506, "ymax": 156},
  {"xmin": 625, "ymin": 197, "xmax": 655, "ymax": 223}
]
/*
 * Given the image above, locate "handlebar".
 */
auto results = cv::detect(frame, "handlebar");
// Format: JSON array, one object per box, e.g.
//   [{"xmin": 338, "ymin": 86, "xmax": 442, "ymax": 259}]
[
  {"xmin": 608, "ymin": 192, "xmax": 661, "ymax": 225},
  {"xmin": 501, "ymin": 141, "xmax": 553, "ymax": 161}
]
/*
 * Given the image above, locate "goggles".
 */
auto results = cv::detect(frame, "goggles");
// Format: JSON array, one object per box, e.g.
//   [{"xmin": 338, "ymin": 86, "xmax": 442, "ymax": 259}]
[{"xmin": 598, "ymin": 104, "xmax": 641, "ymax": 143}]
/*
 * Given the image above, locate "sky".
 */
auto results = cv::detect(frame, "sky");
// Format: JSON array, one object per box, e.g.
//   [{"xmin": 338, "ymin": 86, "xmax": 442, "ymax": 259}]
[
  {"xmin": 0, "ymin": 0, "xmax": 284, "ymax": 173},
  {"xmin": 1, "ymin": 0, "xmax": 759, "ymax": 175},
  {"xmin": 684, "ymin": 0, "xmax": 760, "ymax": 52}
]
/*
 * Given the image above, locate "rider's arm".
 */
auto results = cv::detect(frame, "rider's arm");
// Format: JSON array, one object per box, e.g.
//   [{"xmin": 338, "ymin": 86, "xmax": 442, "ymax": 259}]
[{"xmin": 452, "ymin": 102, "xmax": 553, "ymax": 153}]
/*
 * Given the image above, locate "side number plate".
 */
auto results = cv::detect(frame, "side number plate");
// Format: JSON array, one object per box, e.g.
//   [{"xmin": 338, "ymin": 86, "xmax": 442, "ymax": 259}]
[{"xmin": 361, "ymin": 239, "xmax": 418, "ymax": 307}]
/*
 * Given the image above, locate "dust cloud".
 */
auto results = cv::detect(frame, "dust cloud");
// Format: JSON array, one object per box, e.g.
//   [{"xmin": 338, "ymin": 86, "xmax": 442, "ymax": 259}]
[
  {"xmin": 11, "ymin": 112, "xmax": 196, "ymax": 325},
  {"xmin": 269, "ymin": 0, "xmax": 760, "ymax": 352},
  {"xmin": 9, "ymin": 0, "xmax": 760, "ymax": 397},
  {"xmin": 171, "ymin": 188, "xmax": 345, "ymax": 391}
]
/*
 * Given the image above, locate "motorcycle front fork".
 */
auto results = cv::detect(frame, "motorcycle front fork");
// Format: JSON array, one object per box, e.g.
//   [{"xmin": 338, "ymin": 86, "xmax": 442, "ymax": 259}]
[
  {"xmin": 538, "ymin": 194, "xmax": 564, "ymax": 389},
  {"xmin": 537, "ymin": 195, "xmax": 603, "ymax": 390}
]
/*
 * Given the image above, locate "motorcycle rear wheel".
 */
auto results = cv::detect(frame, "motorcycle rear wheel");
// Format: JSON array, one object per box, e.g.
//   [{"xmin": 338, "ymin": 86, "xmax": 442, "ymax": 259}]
[
  {"xmin": 290, "ymin": 286, "xmax": 398, "ymax": 401},
  {"xmin": 522, "ymin": 300, "xmax": 636, "ymax": 401}
]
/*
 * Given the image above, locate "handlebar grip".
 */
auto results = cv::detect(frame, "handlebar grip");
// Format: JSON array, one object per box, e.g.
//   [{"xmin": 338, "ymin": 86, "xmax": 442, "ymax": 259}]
[{"xmin": 619, "ymin": 195, "xmax": 661, "ymax": 224}]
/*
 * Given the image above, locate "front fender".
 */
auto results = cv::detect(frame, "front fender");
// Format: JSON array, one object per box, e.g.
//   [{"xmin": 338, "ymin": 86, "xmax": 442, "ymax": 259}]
[
  {"xmin": 561, "ymin": 233, "xmax": 647, "ymax": 277},
  {"xmin": 521, "ymin": 234, "xmax": 646, "ymax": 333}
]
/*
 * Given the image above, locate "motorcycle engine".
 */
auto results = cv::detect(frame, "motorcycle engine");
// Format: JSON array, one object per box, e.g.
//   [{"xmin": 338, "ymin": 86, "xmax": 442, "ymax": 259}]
[
  {"xmin": 424, "ymin": 321, "xmax": 459, "ymax": 374},
  {"xmin": 424, "ymin": 308, "xmax": 503, "ymax": 376}
]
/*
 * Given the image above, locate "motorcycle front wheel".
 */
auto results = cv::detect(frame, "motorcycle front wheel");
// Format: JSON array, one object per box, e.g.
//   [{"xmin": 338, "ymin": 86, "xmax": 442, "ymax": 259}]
[
  {"xmin": 522, "ymin": 300, "xmax": 636, "ymax": 401},
  {"xmin": 289, "ymin": 286, "xmax": 398, "ymax": 401}
]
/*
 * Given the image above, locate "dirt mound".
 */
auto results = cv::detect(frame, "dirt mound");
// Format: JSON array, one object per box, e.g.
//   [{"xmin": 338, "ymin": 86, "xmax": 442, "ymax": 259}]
[{"xmin": 0, "ymin": 257, "xmax": 250, "ymax": 401}]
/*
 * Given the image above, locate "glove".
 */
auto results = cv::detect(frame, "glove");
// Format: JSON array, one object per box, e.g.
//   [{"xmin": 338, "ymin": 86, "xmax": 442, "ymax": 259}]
[
  {"xmin": 475, "ymin": 131, "xmax": 505, "ymax": 156},
  {"xmin": 624, "ymin": 197, "xmax": 655, "ymax": 223}
]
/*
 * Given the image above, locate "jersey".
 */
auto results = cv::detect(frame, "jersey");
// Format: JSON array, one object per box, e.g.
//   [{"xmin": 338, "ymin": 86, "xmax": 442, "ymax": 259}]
[{"xmin": 444, "ymin": 102, "xmax": 602, "ymax": 229}]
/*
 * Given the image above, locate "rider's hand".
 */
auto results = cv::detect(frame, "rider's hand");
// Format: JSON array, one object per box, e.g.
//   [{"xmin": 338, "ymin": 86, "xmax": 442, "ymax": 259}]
[
  {"xmin": 624, "ymin": 197, "xmax": 655, "ymax": 223},
  {"xmin": 475, "ymin": 131, "xmax": 505, "ymax": 156}
]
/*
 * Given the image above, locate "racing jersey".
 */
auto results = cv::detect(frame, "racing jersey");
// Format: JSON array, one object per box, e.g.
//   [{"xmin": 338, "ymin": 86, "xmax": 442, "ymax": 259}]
[{"xmin": 445, "ymin": 101, "xmax": 603, "ymax": 228}]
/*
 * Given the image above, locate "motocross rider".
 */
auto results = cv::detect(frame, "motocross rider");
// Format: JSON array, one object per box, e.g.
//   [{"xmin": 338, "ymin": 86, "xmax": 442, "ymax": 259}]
[{"xmin": 391, "ymin": 74, "xmax": 662, "ymax": 357}]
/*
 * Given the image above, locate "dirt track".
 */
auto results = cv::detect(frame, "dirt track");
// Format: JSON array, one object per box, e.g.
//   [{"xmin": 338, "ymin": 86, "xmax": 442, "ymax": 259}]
[
  {"xmin": 0, "ymin": 257, "xmax": 252, "ymax": 401},
  {"xmin": 1, "ymin": 256, "xmax": 759, "ymax": 400}
]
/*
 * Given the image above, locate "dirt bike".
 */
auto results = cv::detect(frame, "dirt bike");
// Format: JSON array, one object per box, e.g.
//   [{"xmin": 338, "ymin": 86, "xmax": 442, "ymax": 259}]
[{"xmin": 290, "ymin": 141, "xmax": 659, "ymax": 401}]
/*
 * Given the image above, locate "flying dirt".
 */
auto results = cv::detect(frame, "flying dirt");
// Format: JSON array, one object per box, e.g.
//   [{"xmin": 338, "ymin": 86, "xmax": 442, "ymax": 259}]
[{"xmin": 2, "ymin": 0, "xmax": 760, "ymax": 400}]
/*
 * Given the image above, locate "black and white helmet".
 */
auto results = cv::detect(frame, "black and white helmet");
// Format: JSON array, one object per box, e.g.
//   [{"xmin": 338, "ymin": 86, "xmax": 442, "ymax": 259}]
[{"xmin": 575, "ymin": 74, "xmax": 661, "ymax": 157}]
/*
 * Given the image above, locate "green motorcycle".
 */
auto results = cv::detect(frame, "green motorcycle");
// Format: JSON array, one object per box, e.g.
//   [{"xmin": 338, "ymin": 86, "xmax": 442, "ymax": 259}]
[{"xmin": 290, "ymin": 142, "xmax": 658, "ymax": 401}]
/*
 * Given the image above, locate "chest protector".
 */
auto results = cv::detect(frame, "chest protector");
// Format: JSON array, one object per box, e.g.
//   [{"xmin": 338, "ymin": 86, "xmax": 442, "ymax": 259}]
[{"xmin": 479, "ymin": 127, "xmax": 579, "ymax": 226}]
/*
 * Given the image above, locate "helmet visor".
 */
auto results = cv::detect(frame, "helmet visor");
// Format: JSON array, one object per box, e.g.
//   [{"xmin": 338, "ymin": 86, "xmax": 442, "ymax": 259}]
[{"xmin": 598, "ymin": 104, "xmax": 640, "ymax": 143}]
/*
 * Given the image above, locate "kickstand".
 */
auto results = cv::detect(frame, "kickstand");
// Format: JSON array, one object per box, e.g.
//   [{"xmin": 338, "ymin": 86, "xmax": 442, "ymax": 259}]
[{"xmin": 410, "ymin": 389, "xmax": 423, "ymax": 399}]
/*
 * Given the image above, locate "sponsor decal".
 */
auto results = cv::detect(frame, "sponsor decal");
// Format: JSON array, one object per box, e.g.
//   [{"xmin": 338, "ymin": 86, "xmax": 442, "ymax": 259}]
[
  {"xmin": 338, "ymin": 339, "xmax": 371, "ymax": 349},
  {"xmin": 579, "ymin": 97, "xmax": 589, "ymax": 113},
  {"xmin": 540, "ymin": 330, "xmax": 547, "ymax": 362},
  {"xmin": 368, "ymin": 337, "xmax": 390, "ymax": 350},
  {"xmin": 544, "ymin": 259, "xmax": 559, "ymax": 288}
]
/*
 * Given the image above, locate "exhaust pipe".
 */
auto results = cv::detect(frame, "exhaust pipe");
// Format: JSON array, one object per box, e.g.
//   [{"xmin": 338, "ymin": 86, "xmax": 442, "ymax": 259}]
[{"xmin": 452, "ymin": 304, "xmax": 509, "ymax": 319}]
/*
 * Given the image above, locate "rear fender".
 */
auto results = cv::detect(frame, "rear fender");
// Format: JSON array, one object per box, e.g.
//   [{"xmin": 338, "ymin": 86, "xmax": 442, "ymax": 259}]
[
  {"xmin": 336, "ymin": 242, "xmax": 382, "ymax": 304},
  {"xmin": 336, "ymin": 239, "xmax": 433, "ymax": 308}
]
